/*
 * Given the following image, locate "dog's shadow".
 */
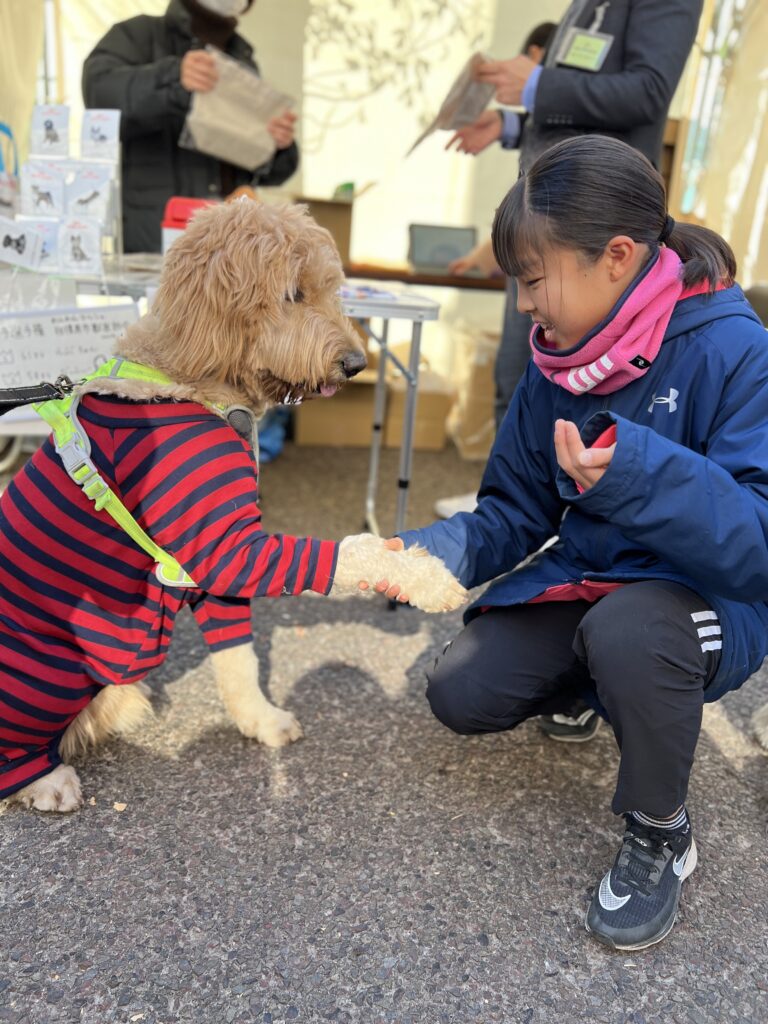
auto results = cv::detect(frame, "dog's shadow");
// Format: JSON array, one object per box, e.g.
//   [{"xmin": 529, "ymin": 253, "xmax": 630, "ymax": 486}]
[{"xmin": 142, "ymin": 593, "xmax": 452, "ymax": 714}]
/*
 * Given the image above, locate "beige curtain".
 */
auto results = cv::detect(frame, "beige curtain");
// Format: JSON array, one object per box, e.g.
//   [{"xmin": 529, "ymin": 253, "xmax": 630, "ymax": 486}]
[
  {"xmin": 0, "ymin": 0, "xmax": 45, "ymax": 163},
  {"xmin": 683, "ymin": 1, "xmax": 768, "ymax": 286}
]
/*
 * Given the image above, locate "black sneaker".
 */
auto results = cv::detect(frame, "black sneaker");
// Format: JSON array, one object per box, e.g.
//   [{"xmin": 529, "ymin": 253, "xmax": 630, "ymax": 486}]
[
  {"xmin": 539, "ymin": 702, "xmax": 601, "ymax": 742},
  {"xmin": 586, "ymin": 814, "xmax": 697, "ymax": 950}
]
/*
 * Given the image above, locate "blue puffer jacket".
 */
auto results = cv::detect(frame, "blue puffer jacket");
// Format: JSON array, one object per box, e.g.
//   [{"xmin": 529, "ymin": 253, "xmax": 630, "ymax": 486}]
[{"xmin": 400, "ymin": 285, "xmax": 768, "ymax": 701}]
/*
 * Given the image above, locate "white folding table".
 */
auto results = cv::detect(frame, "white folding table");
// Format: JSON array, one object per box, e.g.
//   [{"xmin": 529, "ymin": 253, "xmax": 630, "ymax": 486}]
[{"xmin": 339, "ymin": 284, "xmax": 440, "ymax": 536}]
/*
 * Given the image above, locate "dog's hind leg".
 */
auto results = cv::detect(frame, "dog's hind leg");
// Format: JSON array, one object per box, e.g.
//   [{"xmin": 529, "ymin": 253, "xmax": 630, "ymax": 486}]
[
  {"xmin": 59, "ymin": 683, "xmax": 153, "ymax": 762},
  {"xmin": 10, "ymin": 684, "xmax": 152, "ymax": 813},
  {"xmin": 210, "ymin": 644, "xmax": 303, "ymax": 747},
  {"xmin": 752, "ymin": 702, "xmax": 768, "ymax": 752}
]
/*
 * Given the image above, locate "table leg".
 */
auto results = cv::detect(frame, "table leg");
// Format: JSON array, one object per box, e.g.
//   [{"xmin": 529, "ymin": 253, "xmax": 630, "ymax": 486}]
[
  {"xmin": 394, "ymin": 320, "xmax": 422, "ymax": 537},
  {"xmin": 364, "ymin": 318, "xmax": 389, "ymax": 535}
]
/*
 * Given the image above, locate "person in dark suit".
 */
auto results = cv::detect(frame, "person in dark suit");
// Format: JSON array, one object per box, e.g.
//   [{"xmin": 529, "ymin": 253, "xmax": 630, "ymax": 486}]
[{"xmin": 83, "ymin": 0, "xmax": 299, "ymax": 253}]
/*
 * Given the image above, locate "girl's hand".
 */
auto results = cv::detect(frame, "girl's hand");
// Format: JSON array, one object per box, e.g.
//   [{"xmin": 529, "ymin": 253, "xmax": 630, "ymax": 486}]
[
  {"xmin": 357, "ymin": 537, "xmax": 409, "ymax": 602},
  {"xmin": 554, "ymin": 419, "xmax": 616, "ymax": 491}
]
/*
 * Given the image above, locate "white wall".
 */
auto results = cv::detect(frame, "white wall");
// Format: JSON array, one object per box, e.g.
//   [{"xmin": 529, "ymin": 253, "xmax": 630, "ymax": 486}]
[{"xmin": 238, "ymin": 0, "xmax": 309, "ymax": 192}]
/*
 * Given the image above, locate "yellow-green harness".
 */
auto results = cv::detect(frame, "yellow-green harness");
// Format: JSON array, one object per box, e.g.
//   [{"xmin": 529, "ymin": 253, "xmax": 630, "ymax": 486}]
[{"xmin": 33, "ymin": 358, "xmax": 204, "ymax": 588}]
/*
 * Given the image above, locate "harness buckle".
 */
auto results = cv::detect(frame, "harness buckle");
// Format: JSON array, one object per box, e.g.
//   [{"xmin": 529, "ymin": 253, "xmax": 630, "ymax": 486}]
[{"xmin": 52, "ymin": 375, "xmax": 75, "ymax": 397}]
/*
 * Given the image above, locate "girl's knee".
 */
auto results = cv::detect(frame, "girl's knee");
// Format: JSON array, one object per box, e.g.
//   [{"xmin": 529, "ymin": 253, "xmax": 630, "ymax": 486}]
[
  {"xmin": 425, "ymin": 666, "xmax": 477, "ymax": 735},
  {"xmin": 426, "ymin": 639, "xmax": 487, "ymax": 734}
]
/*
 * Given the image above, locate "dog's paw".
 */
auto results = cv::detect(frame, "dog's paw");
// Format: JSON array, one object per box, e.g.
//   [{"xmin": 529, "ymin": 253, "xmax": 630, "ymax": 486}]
[
  {"xmin": 752, "ymin": 703, "xmax": 768, "ymax": 752},
  {"xmin": 393, "ymin": 545, "xmax": 468, "ymax": 612},
  {"xmin": 15, "ymin": 764, "xmax": 84, "ymax": 813},
  {"xmin": 238, "ymin": 706, "xmax": 304, "ymax": 748},
  {"xmin": 333, "ymin": 534, "xmax": 468, "ymax": 613}
]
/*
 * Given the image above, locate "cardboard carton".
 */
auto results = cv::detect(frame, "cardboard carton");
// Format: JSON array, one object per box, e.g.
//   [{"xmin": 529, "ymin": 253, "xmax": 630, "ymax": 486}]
[
  {"xmin": 384, "ymin": 370, "xmax": 457, "ymax": 452},
  {"xmin": 295, "ymin": 196, "xmax": 353, "ymax": 263},
  {"xmin": 447, "ymin": 330, "xmax": 499, "ymax": 460},
  {"xmin": 293, "ymin": 369, "xmax": 377, "ymax": 447}
]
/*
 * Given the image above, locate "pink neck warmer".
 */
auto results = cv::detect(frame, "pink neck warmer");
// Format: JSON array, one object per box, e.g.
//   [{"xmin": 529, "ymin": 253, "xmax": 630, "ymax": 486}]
[{"xmin": 531, "ymin": 247, "xmax": 684, "ymax": 395}]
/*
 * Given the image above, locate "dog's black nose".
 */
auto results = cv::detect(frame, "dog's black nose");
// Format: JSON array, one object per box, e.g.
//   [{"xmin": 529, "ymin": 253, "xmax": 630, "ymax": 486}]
[{"xmin": 341, "ymin": 350, "xmax": 367, "ymax": 378}]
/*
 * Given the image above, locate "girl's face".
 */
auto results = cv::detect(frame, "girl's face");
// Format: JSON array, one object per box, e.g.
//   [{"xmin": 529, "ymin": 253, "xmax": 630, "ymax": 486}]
[{"xmin": 515, "ymin": 236, "xmax": 649, "ymax": 350}]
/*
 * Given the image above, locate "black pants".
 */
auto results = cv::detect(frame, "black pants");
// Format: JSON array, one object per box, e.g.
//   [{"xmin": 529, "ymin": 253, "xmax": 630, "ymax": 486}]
[{"xmin": 426, "ymin": 582, "xmax": 722, "ymax": 817}]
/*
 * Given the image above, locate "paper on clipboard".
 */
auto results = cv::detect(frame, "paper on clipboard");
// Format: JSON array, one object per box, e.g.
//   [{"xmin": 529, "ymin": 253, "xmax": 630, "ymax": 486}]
[
  {"xmin": 407, "ymin": 52, "xmax": 495, "ymax": 156},
  {"xmin": 179, "ymin": 48, "xmax": 294, "ymax": 172}
]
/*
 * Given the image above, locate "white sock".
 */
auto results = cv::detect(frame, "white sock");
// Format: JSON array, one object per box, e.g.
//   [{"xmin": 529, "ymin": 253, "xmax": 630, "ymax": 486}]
[{"xmin": 632, "ymin": 807, "xmax": 689, "ymax": 833}]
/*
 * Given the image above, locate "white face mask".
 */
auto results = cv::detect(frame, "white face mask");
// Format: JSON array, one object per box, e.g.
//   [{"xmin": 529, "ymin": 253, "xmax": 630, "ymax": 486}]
[{"xmin": 196, "ymin": 0, "xmax": 248, "ymax": 16}]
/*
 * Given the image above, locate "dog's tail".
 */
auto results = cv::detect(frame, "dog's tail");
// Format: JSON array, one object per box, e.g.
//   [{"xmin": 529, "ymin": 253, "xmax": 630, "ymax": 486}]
[{"xmin": 60, "ymin": 683, "xmax": 152, "ymax": 761}]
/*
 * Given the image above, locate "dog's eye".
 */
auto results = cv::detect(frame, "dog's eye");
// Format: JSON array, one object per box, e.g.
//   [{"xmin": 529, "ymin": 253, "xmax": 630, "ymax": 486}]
[{"xmin": 285, "ymin": 289, "xmax": 304, "ymax": 303}]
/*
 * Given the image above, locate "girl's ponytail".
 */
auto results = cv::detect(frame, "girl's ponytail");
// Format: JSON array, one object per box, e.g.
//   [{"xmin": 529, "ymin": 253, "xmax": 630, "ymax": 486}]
[
  {"xmin": 663, "ymin": 221, "xmax": 736, "ymax": 291},
  {"xmin": 493, "ymin": 135, "xmax": 736, "ymax": 294}
]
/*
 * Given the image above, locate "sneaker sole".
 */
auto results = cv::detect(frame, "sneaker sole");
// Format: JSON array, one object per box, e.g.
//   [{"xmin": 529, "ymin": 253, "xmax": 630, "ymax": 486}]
[
  {"xmin": 541, "ymin": 719, "xmax": 602, "ymax": 743},
  {"xmin": 584, "ymin": 839, "xmax": 698, "ymax": 951}
]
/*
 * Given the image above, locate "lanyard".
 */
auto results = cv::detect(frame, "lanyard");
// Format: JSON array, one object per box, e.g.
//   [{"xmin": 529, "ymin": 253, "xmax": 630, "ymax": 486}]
[{"xmin": 590, "ymin": 1, "xmax": 611, "ymax": 32}]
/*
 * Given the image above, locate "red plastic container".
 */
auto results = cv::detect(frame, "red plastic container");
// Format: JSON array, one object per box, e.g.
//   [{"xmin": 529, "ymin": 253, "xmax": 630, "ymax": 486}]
[{"xmin": 161, "ymin": 196, "xmax": 217, "ymax": 252}]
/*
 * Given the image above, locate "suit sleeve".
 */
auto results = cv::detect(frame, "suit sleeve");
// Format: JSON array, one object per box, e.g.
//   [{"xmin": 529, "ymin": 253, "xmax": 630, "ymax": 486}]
[
  {"xmin": 533, "ymin": 0, "xmax": 702, "ymax": 131},
  {"xmin": 397, "ymin": 368, "xmax": 565, "ymax": 588},
  {"xmin": 82, "ymin": 20, "xmax": 191, "ymax": 140},
  {"xmin": 562, "ymin": 332, "xmax": 768, "ymax": 601}
]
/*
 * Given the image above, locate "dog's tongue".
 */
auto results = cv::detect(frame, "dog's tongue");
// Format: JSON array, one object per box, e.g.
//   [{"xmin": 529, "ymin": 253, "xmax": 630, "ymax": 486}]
[{"xmin": 320, "ymin": 383, "xmax": 338, "ymax": 398}]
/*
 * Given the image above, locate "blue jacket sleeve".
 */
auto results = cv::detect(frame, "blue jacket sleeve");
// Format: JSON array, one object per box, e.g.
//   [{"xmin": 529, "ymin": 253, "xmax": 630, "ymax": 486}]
[
  {"xmin": 398, "ymin": 369, "xmax": 565, "ymax": 588},
  {"xmin": 562, "ymin": 345, "xmax": 768, "ymax": 601}
]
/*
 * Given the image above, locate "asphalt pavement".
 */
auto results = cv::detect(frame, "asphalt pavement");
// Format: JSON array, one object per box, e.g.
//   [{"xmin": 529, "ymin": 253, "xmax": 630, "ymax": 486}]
[{"xmin": 2, "ymin": 443, "xmax": 767, "ymax": 1024}]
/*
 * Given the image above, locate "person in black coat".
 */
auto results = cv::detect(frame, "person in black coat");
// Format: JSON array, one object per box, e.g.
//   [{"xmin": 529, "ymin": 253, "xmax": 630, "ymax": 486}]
[{"xmin": 83, "ymin": 0, "xmax": 299, "ymax": 253}]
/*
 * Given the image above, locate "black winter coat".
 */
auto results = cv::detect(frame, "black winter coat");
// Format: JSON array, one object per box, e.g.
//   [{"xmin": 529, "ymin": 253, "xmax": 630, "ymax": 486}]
[{"xmin": 82, "ymin": 0, "xmax": 299, "ymax": 252}]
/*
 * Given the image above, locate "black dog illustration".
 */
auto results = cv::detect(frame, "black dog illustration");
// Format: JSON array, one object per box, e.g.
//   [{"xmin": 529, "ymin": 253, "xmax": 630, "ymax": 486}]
[
  {"xmin": 75, "ymin": 190, "xmax": 101, "ymax": 211},
  {"xmin": 43, "ymin": 119, "xmax": 60, "ymax": 145},
  {"xmin": 69, "ymin": 235, "xmax": 89, "ymax": 262},
  {"xmin": 32, "ymin": 185, "xmax": 54, "ymax": 210},
  {"xmin": 2, "ymin": 234, "xmax": 26, "ymax": 255}
]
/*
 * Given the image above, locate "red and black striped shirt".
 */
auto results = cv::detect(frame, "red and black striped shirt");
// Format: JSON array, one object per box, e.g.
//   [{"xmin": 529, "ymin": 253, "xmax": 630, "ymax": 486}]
[{"xmin": 0, "ymin": 394, "xmax": 338, "ymax": 796}]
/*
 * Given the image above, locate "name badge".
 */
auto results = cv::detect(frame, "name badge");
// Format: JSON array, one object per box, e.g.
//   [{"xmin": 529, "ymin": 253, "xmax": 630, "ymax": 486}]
[{"xmin": 555, "ymin": 27, "xmax": 614, "ymax": 72}]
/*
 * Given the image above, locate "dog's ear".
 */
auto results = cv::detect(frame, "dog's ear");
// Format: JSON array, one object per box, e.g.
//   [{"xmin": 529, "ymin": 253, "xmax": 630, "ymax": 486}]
[{"xmin": 153, "ymin": 201, "xmax": 275, "ymax": 379}]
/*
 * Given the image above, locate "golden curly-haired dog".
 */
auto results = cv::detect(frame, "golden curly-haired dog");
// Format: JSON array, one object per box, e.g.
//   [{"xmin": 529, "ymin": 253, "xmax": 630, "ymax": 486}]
[{"xmin": 3, "ymin": 200, "xmax": 466, "ymax": 813}]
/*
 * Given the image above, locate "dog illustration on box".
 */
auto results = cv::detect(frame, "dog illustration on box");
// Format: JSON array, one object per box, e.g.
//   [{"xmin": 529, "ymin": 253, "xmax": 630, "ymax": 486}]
[
  {"xmin": 32, "ymin": 185, "xmax": 54, "ymax": 210},
  {"xmin": 69, "ymin": 234, "xmax": 90, "ymax": 262},
  {"xmin": 43, "ymin": 118, "xmax": 60, "ymax": 145},
  {"xmin": 0, "ymin": 199, "xmax": 466, "ymax": 812},
  {"xmin": 2, "ymin": 233, "xmax": 26, "ymax": 255},
  {"xmin": 75, "ymin": 190, "xmax": 102, "ymax": 212}
]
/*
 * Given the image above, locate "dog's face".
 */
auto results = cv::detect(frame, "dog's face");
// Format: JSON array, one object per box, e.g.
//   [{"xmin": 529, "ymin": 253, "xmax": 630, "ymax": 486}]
[{"xmin": 152, "ymin": 199, "xmax": 366, "ymax": 408}]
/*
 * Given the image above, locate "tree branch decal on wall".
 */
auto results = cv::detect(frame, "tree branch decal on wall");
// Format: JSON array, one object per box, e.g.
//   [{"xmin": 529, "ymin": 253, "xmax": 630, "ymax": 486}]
[{"xmin": 303, "ymin": 0, "xmax": 489, "ymax": 152}]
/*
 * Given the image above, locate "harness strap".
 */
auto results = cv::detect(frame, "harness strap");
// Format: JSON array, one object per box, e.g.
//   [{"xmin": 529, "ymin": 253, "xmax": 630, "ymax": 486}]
[{"xmin": 33, "ymin": 358, "xmax": 198, "ymax": 589}]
